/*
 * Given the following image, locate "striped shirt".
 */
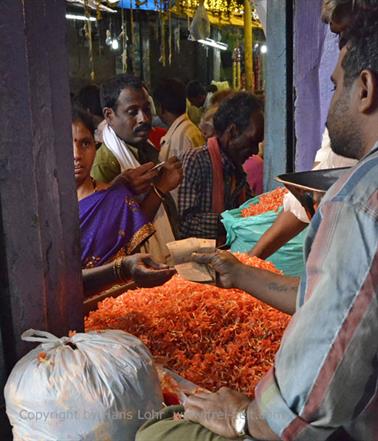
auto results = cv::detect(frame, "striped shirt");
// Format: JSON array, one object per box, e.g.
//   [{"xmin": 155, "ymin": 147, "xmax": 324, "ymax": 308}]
[{"xmin": 256, "ymin": 143, "xmax": 378, "ymax": 441}]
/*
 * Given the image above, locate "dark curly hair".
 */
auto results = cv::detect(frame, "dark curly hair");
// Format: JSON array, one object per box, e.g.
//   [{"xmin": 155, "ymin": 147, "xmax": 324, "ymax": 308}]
[
  {"xmin": 213, "ymin": 92, "xmax": 262, "ymax": 137},
  {"xmin": 342, "ymin": 12, "xmax": 378, "ymax": 86},
  {"xmin": 100, "ymin": 74, "xmax": 143, "ymax": 110}
]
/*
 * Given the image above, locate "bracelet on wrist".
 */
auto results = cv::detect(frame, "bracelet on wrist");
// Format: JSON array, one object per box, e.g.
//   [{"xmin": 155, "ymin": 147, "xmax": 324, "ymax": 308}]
[
  {"xmin": 113, "ymin": 257, "xmax": 128, "ymax": 283},
  {"xmin": 151, "ymin": 183, "xmax": 166, "ymax": 201}
]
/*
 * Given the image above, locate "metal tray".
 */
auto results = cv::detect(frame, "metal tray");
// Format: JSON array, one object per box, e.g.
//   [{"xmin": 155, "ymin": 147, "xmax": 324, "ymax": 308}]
[{"xmin": 275, "ymin": 167, "xmax": 351, "ymax": 219}]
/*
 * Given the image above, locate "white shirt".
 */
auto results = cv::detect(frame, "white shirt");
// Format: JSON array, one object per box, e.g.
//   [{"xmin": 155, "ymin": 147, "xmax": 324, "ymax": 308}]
[
  {"xmin": 159, "ymin": 114, "xmax": 205, "ymax": 162},
  {"xmin": 283, "ymin": 128, "xmax": 358, "ymax": 223}
]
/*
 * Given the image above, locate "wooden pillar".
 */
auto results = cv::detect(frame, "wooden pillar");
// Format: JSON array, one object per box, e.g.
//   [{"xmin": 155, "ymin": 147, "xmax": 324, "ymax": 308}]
[
  {"xmin": 244, "ymin": 0, "xmax": 254, "ymax": 91},
  {"xmin": 264, "ymin": 0, "xmax": 295, "ymax": 190},
  {"xmin": 0, "ymin": 1, "xmax": 84, "ymax": 436}
]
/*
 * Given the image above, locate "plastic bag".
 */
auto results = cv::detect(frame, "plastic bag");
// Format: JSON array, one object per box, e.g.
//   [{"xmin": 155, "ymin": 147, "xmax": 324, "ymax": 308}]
[
  {"xmin": 222, "ymin": 195, "xmax": 307, "ymax": 277},
  {"xmin": 5, "ymin": 329, "xmax": 163, "ymax": 441},
  {"xmin": 189, "ymin": 2, "xmax": 210, "ymax": 41}
]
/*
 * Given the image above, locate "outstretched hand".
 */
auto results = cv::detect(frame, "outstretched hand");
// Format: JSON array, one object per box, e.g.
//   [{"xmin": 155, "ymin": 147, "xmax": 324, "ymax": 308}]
[
  {"xmin": 191, "ymin": 250, "xmax": 243, "ymax": 288},
  {"xmin": 121, "ymin": 253, "xmax": 176, "ymax": 287}
]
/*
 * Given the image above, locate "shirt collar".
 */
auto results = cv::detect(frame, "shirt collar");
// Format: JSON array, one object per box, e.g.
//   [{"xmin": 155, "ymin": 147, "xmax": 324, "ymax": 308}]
[
  {"xmin": 218, "ymin": 141, "xmax": 244, "ymax": 174},
  {"xmin": 363, "ymin": 141, "xmax": 378, "ymax": 158},
  {"xmin": 161, "ymin": 114, "xmax": 188, "ymax": 145}
]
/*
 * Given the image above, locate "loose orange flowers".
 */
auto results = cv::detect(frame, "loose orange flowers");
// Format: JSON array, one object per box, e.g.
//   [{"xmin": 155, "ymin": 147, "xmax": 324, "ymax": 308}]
[
  {"xmin": 241, "ymin": 188, "xmax": 287, "ymax": 218},
  {"xmin": 85, "ymin": 254, "xmax": 290, "ymax": 398}
]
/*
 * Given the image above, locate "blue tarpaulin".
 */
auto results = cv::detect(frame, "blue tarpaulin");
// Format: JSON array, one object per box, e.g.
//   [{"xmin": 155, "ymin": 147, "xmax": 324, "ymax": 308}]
[{"xmin": 117, "ymin": 0, "xmax": 167, "ymax": 11}]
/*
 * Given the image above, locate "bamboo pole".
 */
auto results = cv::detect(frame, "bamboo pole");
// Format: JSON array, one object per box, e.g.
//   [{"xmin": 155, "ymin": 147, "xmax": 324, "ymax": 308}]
[{"xmin": 244, "ymin": 0, "xmax": 254, "ymax": 90}]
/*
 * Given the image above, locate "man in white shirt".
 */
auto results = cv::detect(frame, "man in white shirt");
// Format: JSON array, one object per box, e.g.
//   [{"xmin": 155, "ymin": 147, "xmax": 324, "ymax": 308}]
[
  {"xmin": 154, "ymin": 78, "xmax": 205, "ymax": 162},
  {"xmin": 154, "ymin": 78, "xmax": 205, "ymax": 203}
]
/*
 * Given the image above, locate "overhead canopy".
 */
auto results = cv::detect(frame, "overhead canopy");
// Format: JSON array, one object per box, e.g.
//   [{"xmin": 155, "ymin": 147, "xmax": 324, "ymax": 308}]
[
  {"xmin": 66, "ymin": 0, "xmax": 117, "ymax": 13},
  {"xmin": 65, "ymin": 0, "xmax": 262, "ymax": 28},
  {"xmin": 171, "ymin": 0, "xmax": 262, "ymax": 28}
]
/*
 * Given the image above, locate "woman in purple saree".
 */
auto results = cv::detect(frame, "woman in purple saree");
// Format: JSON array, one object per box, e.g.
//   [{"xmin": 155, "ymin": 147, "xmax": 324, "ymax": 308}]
[
  {"xmin": 79, "ymin": 183, "xmax": 155, "ymax": 268},
  {"xmin": 72, "ymin": 108, "xmax": 155, "ymax": 269}
]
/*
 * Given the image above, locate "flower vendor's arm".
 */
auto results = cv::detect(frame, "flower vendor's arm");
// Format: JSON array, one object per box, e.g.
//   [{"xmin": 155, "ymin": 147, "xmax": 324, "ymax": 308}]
[
  {"xmin": 255, "ymin": 200, "xmax": 378, "ymax": 440},
  {"xmin": 184, "ymin": 387, "xmax": 280, "ymax": 440},
  {"xmin": 249, "ymin": 210, "xmax": 307, "ymax": 259},
  {"xmin": 192, "ymin": 250, "xmax": 298, "ymax": 315}
]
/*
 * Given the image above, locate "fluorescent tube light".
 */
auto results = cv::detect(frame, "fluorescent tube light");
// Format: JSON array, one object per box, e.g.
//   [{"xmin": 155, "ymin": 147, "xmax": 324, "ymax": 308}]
[
  {"xmin": 65, "ymin": 14, "xmax": 97, "ymax": 22},
  {"xmin": 197, "ymin": 38, "xmax": 228, "ymax": 51}
]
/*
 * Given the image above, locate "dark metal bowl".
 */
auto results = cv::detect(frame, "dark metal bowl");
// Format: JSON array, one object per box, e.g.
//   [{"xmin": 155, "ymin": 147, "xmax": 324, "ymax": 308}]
[{"xmin": 275, "ymin": 167, "xmax": 351, "ymax": 219}]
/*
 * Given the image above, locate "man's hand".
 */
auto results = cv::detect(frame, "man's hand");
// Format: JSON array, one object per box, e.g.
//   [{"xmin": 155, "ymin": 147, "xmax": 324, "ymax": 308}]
[
  {"xmin": 184, "ymin": 387, "xmax": 251, "ymax": 439},
  {"xmin": 121, "ymin": 253, "xmax": 176, "ymax": 287},
  {"xmin": 155, "ymin": 156, "xmax": 183, "ymax": 193},
  {"xmin": 191, "ymin": 250, "xmax": 243, "ymax": 288},
  {"xmin": 120, "ymin": 162, "xmax": 158, "ymax": 194}
]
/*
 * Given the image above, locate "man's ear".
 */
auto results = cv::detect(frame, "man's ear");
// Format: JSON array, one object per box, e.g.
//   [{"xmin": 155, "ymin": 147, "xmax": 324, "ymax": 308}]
[
  {"xmin": 224, "ymin": 123, "xmax": 238, "ymax": 142},
  {"xmin": 358, "ymin": 70, "xmax": 378, "ymax": 113},
  {"xmin": 103, "ymin": 107, "xmax": 114, "ymax": 123}
]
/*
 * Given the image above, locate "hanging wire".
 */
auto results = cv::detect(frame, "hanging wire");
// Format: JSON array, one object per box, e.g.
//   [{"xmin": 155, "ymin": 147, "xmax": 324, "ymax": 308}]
[
  {"xmin": 84, "ymin": 0, "xmax": 95, "ymax": 80},
  {"xmin": 159, "ymin": 12, "xmax": 167, "ymax": 66},
  {"xmin": 121, "ymin": 7, "xmax": 128, "ymax": 72},
  {"xmin": 130, "ymin": 0, "xmax": 135, "ymax": 73},
  {"xmin": 168, "ymin": 0, "xmax": 172, "ymax": 65}
]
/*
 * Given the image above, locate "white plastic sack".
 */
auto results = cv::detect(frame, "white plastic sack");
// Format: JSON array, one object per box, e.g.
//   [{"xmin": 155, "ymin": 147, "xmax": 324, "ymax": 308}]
[
  {"xmin": 189, "ymin": 2, "xmax": 210, "ymax": 41},
  {"xmin": 5, "ymin": 329, "xmax": 163, "ymax": 441}
]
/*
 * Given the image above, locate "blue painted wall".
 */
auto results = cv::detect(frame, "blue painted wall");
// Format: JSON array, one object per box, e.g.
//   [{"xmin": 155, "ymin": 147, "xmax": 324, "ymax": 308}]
[{"xmin": 264, "ymin": 0, "xmax": 293, "ymax": 190}]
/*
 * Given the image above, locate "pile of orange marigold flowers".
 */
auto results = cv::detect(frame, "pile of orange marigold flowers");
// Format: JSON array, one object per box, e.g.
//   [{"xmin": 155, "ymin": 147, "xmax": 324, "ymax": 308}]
[
  {"xmin": 241, "ymin": 187, "xmax": 288, "ymax": 218},
  {"xmin": 85, "ymin": 254, "xmax": 290, "ymax": 398}
]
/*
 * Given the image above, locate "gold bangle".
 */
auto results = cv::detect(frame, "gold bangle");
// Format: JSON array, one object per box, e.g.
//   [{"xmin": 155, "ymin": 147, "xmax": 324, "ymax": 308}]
[{"xmin": 151, "ymin": 184, "xmax": 165, "ymax": 201}]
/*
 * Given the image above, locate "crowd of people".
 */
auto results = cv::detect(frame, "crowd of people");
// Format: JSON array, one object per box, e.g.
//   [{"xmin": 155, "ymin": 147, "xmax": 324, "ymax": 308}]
[
  {"xmin": 69, "ymin": 0, "xmax": 378, "ymax": 439},
  {"xmin": 73, "ymin": 72, "xmax": 266, "ymax": 295}
]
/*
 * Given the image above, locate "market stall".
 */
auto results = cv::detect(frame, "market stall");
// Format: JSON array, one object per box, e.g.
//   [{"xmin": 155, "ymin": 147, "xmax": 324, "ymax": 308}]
[{"xmin": 85, "ymin": 253, "xmax": 290, "ymax": 398}]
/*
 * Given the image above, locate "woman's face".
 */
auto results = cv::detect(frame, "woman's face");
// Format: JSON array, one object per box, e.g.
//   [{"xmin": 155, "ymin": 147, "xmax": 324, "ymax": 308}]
[{"xmin": 72, "ymin": 121, "xmax": 96, "ymax": 186}]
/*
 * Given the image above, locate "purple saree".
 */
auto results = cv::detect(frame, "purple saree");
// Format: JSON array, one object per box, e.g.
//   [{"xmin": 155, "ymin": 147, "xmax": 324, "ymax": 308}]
[{"xmin": 79, "ymin": 183, "xmax": 155, "ymax": 268}]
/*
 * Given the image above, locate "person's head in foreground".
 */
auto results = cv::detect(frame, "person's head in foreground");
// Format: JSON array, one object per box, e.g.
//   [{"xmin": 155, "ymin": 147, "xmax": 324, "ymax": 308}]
[
  {"xmin": 101, "ymin": 74, "xmax": 152, "ymax": 148},
  {"xmin": 213, "ymin": 92, "xmax": 264, "ymax": 166},
  {"xmin": 327, "ymin": 12, "xmax": 378, "ymax": 160}
]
